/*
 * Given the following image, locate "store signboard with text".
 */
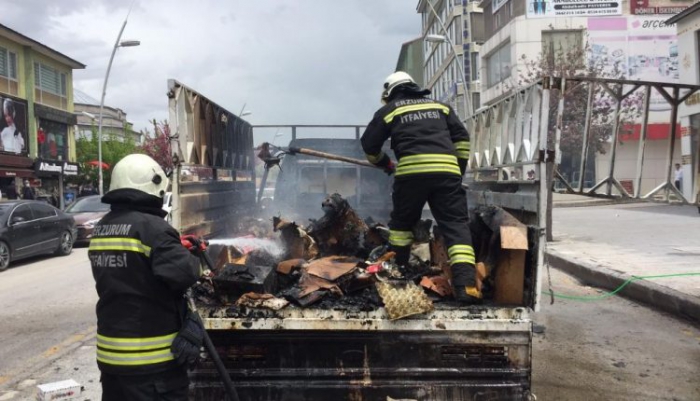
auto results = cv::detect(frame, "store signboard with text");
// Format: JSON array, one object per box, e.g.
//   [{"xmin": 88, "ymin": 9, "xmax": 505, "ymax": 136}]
[
  {"xmin": 588, "ymin": 16, "xmax": 678, "ymax": 115},
  {"xmin": 527, "ymin": 0, "xmax": 622, "ymax": 18}
]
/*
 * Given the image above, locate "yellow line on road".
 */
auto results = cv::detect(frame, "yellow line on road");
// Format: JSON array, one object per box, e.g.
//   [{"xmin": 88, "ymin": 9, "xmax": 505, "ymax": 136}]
[{"xmin": 41, "ymin": 332, "xmax": 91, "ymax": 358}]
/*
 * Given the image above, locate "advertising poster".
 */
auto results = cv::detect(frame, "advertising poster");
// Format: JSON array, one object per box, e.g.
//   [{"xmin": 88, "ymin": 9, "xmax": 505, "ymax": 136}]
[
  {"xmin": 0, "ymin": 95, "xmax": 28, "ymax": 155},
  {"xmin": 587, "ymin": 16, "xmax": 678, "ymax": 112},
  {"xmin": 527, "ymin": 0, "xmax": 622, "ymax": 18}
]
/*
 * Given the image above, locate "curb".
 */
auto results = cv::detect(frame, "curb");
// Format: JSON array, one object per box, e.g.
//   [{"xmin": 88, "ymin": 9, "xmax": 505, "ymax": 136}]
[
  {"xmin": 546, "ymin": 250, "xmax": 700, "ymax": 324},
  {"xmin": 553, "ymin": 198, "xmax": 643, "ymax": 208}
]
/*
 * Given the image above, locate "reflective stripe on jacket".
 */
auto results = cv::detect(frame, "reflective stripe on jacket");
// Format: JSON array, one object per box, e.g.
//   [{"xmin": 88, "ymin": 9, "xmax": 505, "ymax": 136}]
[{"xmin": 361, "ymin": 95, "xmax": 470, "ymax": 178}]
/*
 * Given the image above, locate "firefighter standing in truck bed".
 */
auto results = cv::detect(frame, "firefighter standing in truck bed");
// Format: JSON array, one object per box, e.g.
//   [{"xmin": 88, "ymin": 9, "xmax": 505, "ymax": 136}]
[
  {"xmin": 89, "ymin": 154, "xmax": 205, "ymax": 400},
  {"xmin": 360, "ymin": 71, "xmax": 480, "ymax": 303}
]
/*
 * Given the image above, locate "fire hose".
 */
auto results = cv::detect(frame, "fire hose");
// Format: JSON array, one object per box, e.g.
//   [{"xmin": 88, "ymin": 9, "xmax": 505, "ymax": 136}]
[{"xmin": 183, "ymin": 240, "xmax": 241, "ymax": 401}]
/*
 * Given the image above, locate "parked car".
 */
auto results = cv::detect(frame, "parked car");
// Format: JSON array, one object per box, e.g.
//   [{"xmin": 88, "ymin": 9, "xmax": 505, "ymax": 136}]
[
  {"xmin": 0, "ymin": 200, "xmax": 77, "ymax": 271},
  {"xmin": 64, "ymin": 195, "xmax": 110, "ymax": 245}
]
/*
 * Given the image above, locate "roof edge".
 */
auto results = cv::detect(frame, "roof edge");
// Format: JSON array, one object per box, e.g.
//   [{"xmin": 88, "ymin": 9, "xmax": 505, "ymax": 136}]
[
  {"xmin": 0, "ymin": 23, "xmax": 86, "ymax": 69},
  {"xmin": 666, "ymin": 3, "xmax": 700, "ymax": 25}
]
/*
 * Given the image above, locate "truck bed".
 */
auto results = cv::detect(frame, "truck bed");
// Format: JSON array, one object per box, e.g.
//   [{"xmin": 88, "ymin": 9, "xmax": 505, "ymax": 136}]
[{"xmin": 194, "ymin": 307, "xmax": 532, "ymax": 401}]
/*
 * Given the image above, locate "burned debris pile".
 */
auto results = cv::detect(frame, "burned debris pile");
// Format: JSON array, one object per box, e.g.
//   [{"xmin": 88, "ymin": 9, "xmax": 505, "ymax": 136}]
[{"xmin": 198, "ymin": 194, "xmax": 530, "ymax": 320}]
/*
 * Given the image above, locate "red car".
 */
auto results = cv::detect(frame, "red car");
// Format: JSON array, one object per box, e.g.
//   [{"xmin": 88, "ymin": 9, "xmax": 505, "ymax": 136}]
[{"xmin": 64, "ymin": 195, "xmax": 110, "ymax": 245}]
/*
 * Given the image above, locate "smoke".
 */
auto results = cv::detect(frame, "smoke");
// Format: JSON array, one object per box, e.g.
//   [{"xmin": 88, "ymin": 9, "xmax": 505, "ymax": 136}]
[{"xmin": 208, "ymin": 237, "xmax": 285, "ymax": 258}]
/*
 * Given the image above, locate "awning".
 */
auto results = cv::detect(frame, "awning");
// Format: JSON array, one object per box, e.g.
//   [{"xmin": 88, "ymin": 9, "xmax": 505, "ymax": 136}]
[{"xmin": 0, "ymin": 167, "xmax": 34, "ymax": 178}]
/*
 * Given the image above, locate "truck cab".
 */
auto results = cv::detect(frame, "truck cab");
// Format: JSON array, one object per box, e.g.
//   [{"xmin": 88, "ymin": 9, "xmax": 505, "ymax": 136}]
[{"xmin": 272, "ymin": 137, "xmax": 393, "ymax": 222}]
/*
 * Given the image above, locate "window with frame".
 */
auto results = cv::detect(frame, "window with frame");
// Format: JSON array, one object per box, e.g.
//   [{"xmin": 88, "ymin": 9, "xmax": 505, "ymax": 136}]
[
  {"xmin": 0, "ymin": 47, "xmax": 19, "ymax": 96},
  {"xmin": 470, "ymin": 52, "xmax": 480, "ymax": 81},
  {"xmin": 541, "ymin": 30, "xmax": 584, "ymax": 68},
  {"xmin": 34, "ymin": 62, "xmax": 68, "ymax": 110},
  {"xmin": 486, "ymin": 42, "xmax": 511, "ymax": 87}
]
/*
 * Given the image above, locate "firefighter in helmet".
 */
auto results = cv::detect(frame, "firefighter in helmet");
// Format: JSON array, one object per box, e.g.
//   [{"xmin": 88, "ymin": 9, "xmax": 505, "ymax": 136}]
[
  {"xmin": 361, "ymin": 71, "xmax": 480, "ymax": 303},
  {"xmin": 89, "ymin": 154, "xmax": 204, "ymax": 400}
]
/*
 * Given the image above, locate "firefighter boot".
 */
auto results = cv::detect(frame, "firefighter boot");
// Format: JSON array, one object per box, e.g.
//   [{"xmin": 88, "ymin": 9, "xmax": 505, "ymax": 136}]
[
  {"xmin": 451, "ymin": 263, "xmax": 482, "ymax": 304},
  {"xmin": 390, "ymin": 245, "xmax": 411, "ymax": 277},
  {"xmin": 453, "ymin": 285, "xmax": 483, "ymax": 304}
]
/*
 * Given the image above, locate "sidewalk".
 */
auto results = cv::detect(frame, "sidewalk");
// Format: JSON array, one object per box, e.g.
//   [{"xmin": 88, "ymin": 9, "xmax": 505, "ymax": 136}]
[
  {"xmin": 552, "ymin": 192, "xmax": 641, "ymax": 208},
  {"xmin": 546, "ymin": 202, "xmax": 700, "ymax": 322}
]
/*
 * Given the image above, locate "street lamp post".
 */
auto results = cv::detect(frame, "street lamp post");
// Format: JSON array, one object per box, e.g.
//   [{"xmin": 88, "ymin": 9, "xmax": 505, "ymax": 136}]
[
  {"xmin": 97, "ymin": 18, "xmax": 140, "ymax": 196},
  {"xmin": 424, "ymin": 1, "xmax": 473, "ymax": 120}
]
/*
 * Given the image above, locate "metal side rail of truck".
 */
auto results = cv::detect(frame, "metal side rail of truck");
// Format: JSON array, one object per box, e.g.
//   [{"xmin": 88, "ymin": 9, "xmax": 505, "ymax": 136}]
[{"xmin": 167, "ymin": 79, "xmax": 547, "ymax": 401}]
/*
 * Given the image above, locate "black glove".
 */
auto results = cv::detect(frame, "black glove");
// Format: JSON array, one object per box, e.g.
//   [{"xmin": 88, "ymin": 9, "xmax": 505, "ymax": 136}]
[
  {"xmin": 375, "ymin": 154, "xmax": 396, "ymax": 176},
  {"xmin": 171, "ymin": 311, "xmax": 204, "ymax": 368}
]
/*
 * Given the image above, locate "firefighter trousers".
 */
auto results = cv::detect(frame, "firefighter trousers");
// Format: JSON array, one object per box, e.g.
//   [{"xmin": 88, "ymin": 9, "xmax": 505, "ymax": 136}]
[
  {"xmin": 388, "ymin": 175, "xmax": 476, "ymax": 287},
  {"xmin": 101, "ymin": 367, "xmax": 189, "ymax": 401}
]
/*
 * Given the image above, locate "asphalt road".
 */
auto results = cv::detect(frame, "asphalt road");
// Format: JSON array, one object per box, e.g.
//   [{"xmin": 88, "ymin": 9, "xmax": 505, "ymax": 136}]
[
  {"xmin": 0, "ymin": 248, "xmax": 698, "ymax": 400},
  {"xmin": 0, "ymin": 247, "xmax": 96, "ymax": 393}
]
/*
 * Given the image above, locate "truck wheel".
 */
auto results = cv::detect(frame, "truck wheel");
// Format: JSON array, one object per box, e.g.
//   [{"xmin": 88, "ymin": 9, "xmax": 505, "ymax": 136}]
[
  {"xmin": 0, "ymin": 241, "xmax": 10, "ymax": 271},
  {"xmin": 56, "ymin": 231, "xmax": 73, "ymax": 256}
]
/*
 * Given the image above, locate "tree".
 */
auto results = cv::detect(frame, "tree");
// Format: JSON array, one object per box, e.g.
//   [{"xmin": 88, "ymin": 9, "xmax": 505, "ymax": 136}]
[
  {"xmin": 140, "ymin": 120, "xmax": 173, "ymax": 174},
  {"xmin": 72, "ymin": 125, "xmax": 139, "ymax": 190},
  {"xmin": 514, "ymin": 30, "xmax": 643, "ymax": 240}
]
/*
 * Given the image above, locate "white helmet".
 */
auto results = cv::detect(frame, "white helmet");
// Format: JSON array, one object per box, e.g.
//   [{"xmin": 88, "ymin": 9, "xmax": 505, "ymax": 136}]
[
  {"xmin": 109, "ymin": 154, "xmax": 168, "ymax": 198},
  {"xmin": 381, "ymin": 71, "xmax": 415, "ymax": 103}
]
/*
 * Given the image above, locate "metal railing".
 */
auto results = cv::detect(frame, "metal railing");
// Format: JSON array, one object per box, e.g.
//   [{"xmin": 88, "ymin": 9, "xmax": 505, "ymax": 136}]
[{"xmin": 467, "ymin": 76, "xmax": 700, "ymax": 204}]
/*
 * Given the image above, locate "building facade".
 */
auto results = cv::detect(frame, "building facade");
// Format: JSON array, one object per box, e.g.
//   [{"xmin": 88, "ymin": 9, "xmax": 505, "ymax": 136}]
[
  {"xmin": 0, "ymin": 23, "xmax": 84, "ymax": 205},
  {"xmin": 476, "ymin": 0, "xmax": 693, "ymax": 196},
  {"xmin": 416, "ymin": 0, "xmax": 484, "ymax": 121},
  {"xmin": 668, "ymin": 3, "xmax": 700, "ymax": 203},
  {"xmin": 74, "ymin": 89, "xmax": 141, "ymax": 144}
]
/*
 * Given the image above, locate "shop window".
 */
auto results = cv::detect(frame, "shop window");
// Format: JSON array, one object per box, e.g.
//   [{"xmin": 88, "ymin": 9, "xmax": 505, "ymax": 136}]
[
  {"xmin": 38, "ymin": 119, "xmax": 68, "ymax": 161},
  {"xmin": 486, "ymin": 42, "xmax": 511, "ymax": 87},
  {"xmin": 34, "ymin": 63, "xmax": 68, "ymax": 110},
  {"xmin": 0, "ymin": 47, "xmax": 18, "ymax": 96}
]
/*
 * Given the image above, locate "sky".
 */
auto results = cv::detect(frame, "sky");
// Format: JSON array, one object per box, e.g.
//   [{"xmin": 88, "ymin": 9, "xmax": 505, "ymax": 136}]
[{"xmin": 6, "ymin": 0, "xmax": 420, "ymax": 143}]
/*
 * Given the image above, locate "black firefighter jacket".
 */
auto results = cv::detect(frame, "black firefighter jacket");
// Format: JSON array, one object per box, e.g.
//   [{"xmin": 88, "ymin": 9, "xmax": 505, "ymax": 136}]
[
  {"xmin": 361, "ymin": 93, "xmax": 470, "ymax": 178},
  {"xmin": 89, "ymin": 188, "xmax": 200, "ymax": 375}
]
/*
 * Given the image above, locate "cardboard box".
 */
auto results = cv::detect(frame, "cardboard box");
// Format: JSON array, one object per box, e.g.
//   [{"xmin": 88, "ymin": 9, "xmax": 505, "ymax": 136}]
[{"xmin": 36, "ymin": 379, "xmax": 81, "ymax": 401}]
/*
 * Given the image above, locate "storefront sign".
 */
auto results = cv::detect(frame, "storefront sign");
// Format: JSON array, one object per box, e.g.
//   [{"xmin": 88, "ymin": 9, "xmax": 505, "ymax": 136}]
[
  {"xmin": 34, "ymin": 159, "xmax": 79, "ymax": 176},
  {"xmin": 631, "ymin": 0, "xmax": 690, "ymax": 15},
  {"xmin": 527, "ymin": 0, "xmax": 622, "ymax": 18},
  {"xmin": 62, "ymin": 162, "xmax": 79, "ymax": 176},
  {"xmin": 36, "ymin": 160, "xmax": 63, "ymax": 176},
  {"xmin": 0, "ymin": 95, "xmax": 29, "ymax": 155}
]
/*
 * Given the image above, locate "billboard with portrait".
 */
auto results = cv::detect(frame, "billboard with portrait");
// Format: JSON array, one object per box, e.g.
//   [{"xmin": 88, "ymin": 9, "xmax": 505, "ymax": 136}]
[{"xmin": 0, "ymin": 95, "xmax": 29, "ymax": 155}]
